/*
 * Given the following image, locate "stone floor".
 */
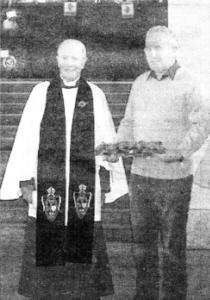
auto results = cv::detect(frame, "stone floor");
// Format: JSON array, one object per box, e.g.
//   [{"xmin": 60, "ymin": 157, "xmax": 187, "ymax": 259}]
[{"xmin": 1, "ymin": 225, "xmax": 210, "ymax": 300}]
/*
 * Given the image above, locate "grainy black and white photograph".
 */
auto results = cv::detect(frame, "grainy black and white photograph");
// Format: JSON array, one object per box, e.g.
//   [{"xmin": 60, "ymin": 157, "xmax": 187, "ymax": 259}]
[{"xmin": 0, "ymin": 0, "xmax": 210, "ymax": 299}]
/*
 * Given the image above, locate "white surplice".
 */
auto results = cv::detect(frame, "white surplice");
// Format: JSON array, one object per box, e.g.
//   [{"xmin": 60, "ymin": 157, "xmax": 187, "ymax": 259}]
[{"xmin": 0, "ymin": 81, "xmax": 128, "ymax": 224}]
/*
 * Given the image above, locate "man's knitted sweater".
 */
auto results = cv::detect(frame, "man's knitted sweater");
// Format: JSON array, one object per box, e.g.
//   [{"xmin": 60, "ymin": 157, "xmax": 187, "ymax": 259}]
[{"xmin": 117, "ymin": 66, "xmax": 210, "ymax": 179}]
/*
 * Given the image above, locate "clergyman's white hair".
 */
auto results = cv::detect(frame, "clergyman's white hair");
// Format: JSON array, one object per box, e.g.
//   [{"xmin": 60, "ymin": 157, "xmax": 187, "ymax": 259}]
[{"xmin": 57, "ymin": 39, "xmax": 87, "ymax": 58}]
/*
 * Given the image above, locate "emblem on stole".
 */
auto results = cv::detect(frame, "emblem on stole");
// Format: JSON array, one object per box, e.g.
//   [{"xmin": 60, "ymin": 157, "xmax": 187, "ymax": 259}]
[
  {"xmin": 41, "ymin": 187, "xmax": 61, "ymax": 222},
  {"xmin": 73, "ymin": 184, "xmax": 92, "ymax": 219}
]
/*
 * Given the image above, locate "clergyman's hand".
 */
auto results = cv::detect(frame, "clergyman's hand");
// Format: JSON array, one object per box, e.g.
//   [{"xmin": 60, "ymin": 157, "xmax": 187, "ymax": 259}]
[
  {"xmin": 20, "ymin": 179, "xmax": 35, "ymax": 204},
  {"xmin": 101, "ymin": 193, "xmax": 106, "ymax": 207},
  {"xmin": 154, "ymin": 149, "xmax": 184, "ymax": 163},
  {"xmin": 21, "ymin": 185, "xmax": 33, "ymax": 203}
]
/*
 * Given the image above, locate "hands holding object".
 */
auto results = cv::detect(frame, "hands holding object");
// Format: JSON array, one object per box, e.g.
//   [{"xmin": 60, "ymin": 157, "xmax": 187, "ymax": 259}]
[
  {"xmin": 95, "ymin": 141, "xmax": 166, "ymax": 163},
  {"xmin": 20, "ymin": 143, "xmax": 183, "ymax": 205},
  {"xmin": 95, "ymin": 141, "xmax": 184, "ymax": 163}
]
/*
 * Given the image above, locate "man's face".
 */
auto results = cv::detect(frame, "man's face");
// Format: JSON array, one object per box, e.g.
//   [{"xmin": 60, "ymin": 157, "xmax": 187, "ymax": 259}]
[
  {"xmin": 144, "ymin": 33, "xmax": 176, "ymax": 75},
  {"xmin": 56, "ymin": 42, "xmax": 87, "ymax": 82}
]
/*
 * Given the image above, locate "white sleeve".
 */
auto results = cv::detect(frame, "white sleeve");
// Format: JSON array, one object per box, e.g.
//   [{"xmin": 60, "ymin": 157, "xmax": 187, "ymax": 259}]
[
  {"xmin": 0, "ymin": 82, "xmax": 49, "ymax": 200},
  {"xmin": 91, "ymin": 83, "xmax": 128, "ymax": 203}
]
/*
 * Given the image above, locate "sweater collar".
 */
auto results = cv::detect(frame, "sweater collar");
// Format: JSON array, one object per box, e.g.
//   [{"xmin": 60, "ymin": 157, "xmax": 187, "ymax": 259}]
[{"xmin": 148, "ymin": 61, "xmax": 180, "ymax": 81}]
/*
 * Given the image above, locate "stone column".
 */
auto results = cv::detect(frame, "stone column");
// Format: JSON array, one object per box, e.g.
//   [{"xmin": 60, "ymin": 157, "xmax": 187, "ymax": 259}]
[
  {"xmin": 169, "ymin": 0, "xmax": 210, "ymax": 248},
  {"xmin": 169, "ymin": 0, "xmax": 210, "ymax": 87}
]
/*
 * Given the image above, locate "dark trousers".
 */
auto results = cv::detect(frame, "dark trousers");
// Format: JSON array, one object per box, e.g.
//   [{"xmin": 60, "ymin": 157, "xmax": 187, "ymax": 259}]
[{"xmin": 130, "ymin": 174, "xmax": 193, "ymax": 300}]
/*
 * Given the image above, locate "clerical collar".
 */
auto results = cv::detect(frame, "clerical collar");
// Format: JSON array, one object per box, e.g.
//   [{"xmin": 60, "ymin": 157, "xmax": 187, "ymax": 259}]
[
  {"xmin": 60, "ymin": 76, "xmax": 80, "ymax": 89},
  {"xmin": 148, "ymin": 61, "xmax": 180, "ymax": 81}
]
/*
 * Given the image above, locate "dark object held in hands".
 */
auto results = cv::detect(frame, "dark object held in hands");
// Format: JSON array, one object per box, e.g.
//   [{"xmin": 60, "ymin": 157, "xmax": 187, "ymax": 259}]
[{"xmin": 95, "ymin": 141, "xmax": 165, "ymax": 158}]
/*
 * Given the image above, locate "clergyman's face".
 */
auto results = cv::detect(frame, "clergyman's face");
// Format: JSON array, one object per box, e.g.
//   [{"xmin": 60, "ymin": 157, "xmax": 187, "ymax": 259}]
[
  {"xmin": 144, "ymin": 33, "xmax": 176, "ymax": 75},
  {"xmin": 56, "ymin": 41, "xmax": 87, "ymax": 82}
]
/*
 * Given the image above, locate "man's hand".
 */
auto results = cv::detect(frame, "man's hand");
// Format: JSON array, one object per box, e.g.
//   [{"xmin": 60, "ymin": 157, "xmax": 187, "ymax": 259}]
[
  {"xmin": 154, "ymin": 149, "xmax": 184, "ymax": 163},
  {"xmin": 103, "ymin": 153, "xmax": 120, "ymax": 163}
]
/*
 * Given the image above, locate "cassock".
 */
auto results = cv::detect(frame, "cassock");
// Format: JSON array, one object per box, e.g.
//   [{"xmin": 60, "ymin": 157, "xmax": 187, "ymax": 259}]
[{"xmin": 0, "ymin": 78, "xmax": 128, "ymax": 300}]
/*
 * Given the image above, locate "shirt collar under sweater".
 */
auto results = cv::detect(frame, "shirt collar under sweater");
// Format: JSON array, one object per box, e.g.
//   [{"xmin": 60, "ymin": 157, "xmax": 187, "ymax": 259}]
[{"xmin": 148, "ymin": 61, "xmax": 180, "ymax": 81}]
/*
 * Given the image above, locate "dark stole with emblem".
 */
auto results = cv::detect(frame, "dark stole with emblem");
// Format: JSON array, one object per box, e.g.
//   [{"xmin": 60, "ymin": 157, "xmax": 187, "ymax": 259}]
[{"xmin": 36, "ymin": 76, "xmax": 95, "ymax": 267}]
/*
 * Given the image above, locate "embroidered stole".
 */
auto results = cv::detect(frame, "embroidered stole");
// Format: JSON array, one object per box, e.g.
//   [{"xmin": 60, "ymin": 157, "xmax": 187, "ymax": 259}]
[{"xmin": 36, "ymin": 77, "xmax": 95, "ymax": 267}]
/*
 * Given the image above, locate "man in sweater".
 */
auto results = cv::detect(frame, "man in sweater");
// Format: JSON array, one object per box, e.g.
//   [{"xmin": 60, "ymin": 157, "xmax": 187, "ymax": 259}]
[
  {"xmin": 0, "ymin": 39, "xmax": 128, "ymax": 300},
  {"xmin": 117, "ymin": 26, "xmax": 210, "ymax": 300}
]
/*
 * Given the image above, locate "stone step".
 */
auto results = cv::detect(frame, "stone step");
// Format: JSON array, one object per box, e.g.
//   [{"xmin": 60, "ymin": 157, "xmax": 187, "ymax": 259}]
[
  {"xmin": 0, "ymin": 91, "xmax": 129, "ymax": 105},
  {"xmin": 0, "ymin": 81, "xmax": 132, "ymax": 94},
  {"xmin": 0, "ymin": 104, "xmax": 26, "ymax": 115},
  {"xmin": 0, "ymin": 220, "xmax": 132, "ymax": 244},
  {"xmin": 0, "ymin": 114, "xmax": 122, "ymax": 129},
  {"xmin": 0, "ymin": 102, "xmax": 126, "ymax": 117},
  {"xmin": 0, "ymin": 198, "xmax": 132, "ymax": 243},
  {"xmin": 0, "ymin": 156, "xmax": 131, "ymax": 190},
  {"xmin": 0, "ymin": 154, "xmax": 131, "ymax": 185},
  {"xmin": 0, "ymin": 114, "xmax": 123, "ymax": 149},
  {"xmin": 0, "ymin": 199, "xmax": 131, "ymax": 225},
  {"xmin": 0, "ymin": 196, "xmax": 130, "ymax": 223},
  {"xmin": 0, "ymin": 137, "xmax": 16, "ymax": 151},
  {"xmin": 0, "ymin": 126, "xmax": 18, "ymax": 139},
  {"xmin": 0, "ymin": 114, "xmax": 22, "ymax": 126},
  {"xmin": 1, "ymin": 93, "xmax": 28, "ymax": 104},
  {"xmin": 1, "ymin": 199, "xmax": 210, "ymax": 248}
]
